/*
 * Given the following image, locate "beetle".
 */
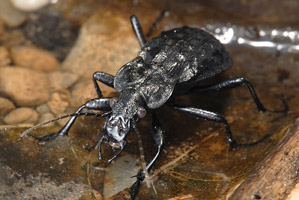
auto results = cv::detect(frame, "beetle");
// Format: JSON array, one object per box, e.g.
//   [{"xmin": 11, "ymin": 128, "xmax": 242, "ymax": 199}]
[{"xmin": 23, "ymin": 14, "xmax": 288, "ymax": 198}]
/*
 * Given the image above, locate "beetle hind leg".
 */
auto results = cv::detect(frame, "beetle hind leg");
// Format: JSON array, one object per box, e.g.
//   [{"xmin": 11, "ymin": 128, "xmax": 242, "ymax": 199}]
[
  {"xmin": 172, "ymin": 105, "xmax": 238, "ymax": 148},
  {"xmin": 190, "ymin": 77, "xmax": 288, "ymax": 113}
]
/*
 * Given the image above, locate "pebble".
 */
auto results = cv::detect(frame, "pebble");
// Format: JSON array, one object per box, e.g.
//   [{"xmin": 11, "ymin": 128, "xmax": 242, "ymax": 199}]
[
  {"xmin": 70, "ymin": 81, "xmax": 98, "ymax": 108},
  {"xmin": 0, "ymin": 19, "xmax": 3, "ymax": 36},
  {"xmin": 11, "ymin": 46, "xmax": 60, "ymax": 72},
  {"xmin": 47, "ymin": 91, "xmax": 70, "ymax": 115},
  {"xmin": 0, "ymin": 0, "xmax": 27, "ymax": 28},
  {"xmin": 38, "ymin": 112, "xmax": 55, "ymax": 127},
  {"xmin": 9, "ymin": 0, "xmax": 52, "ymax": 12},
  {"xmin": 62, "ymin": 11, "xmax": 139, "ymax": 78},
  {"xmin": 0, "ymin": 97, "xmax": 15, "ymax": 116},
  {"xmin": 0, "ymin": 67, "xmax": 50, "ymax": 107},
  {"xmin": 3, "ymin": 107, "xmax": 38, "ymax": 125},
  {"xmin": 35, "ymin": 103, "xmax": 50, "ymax": 115},
  {"xmin": 48, "ymin": 71, "xmax": 79, "ymax": 92},
  {"xmin": 0, "ymin": 46, "xmax": 11, "ymax": 66}
]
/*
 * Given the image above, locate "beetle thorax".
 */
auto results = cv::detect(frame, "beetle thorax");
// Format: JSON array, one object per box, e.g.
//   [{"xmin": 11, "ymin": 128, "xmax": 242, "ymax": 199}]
[{"xmin": 112, "ymin": 88, "xmax": 143, "ymax": 120}]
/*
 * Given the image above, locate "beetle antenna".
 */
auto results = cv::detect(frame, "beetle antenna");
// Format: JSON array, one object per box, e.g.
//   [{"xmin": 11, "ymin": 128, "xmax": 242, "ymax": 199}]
[
  {"xmin": 132, "ymin": 121, "xmax": 157, "ymax": 193},
  {"xmin": 20, "ymin": 111, "xmax": 111, "ymax": 138}
]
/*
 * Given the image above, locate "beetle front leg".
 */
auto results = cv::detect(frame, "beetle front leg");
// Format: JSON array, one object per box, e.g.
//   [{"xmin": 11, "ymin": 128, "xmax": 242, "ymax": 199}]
[
  {"xmin": 93, "ymin": 72, "xmax": 115, "ymax": 97},
  {"xmin": 28, "ymin": 98, "xmax": 112, "ymax": 141},
  {"xmin": 190, "ymin": 77, "xmax": 288, "ymax": 113},
  {"xmin": 130, "ymin": 112, "xmax": 165, "ymax": 199},
  {"xmin": 172, "ymin": 105, "xmax": 238, "ymax": 148}
]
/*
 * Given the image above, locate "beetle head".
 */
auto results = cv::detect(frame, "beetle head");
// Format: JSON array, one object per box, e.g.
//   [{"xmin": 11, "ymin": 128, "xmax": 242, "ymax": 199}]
[
  {"xmin": 106, "ymin": 114, "xmax": 130, "ymax": 151},
  {"xmin": 97, "ymin": 96, "xmax": 146, "ymax": 162}
]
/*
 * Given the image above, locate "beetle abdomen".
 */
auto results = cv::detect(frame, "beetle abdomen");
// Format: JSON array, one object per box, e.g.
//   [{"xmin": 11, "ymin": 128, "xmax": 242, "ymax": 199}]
[{"xmin": 139, "ymin": 26, "xmax": 232, "ymax": 84}]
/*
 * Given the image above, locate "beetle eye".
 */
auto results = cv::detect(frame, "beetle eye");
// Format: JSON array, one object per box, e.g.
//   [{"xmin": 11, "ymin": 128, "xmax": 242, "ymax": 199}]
[
  {"xmin": 137, "ymin": 107, "xmax": 146, "ymax": 118},
  {"xmin": 109, "ymin": 97, "xmax": 117, "ymax": 107}
]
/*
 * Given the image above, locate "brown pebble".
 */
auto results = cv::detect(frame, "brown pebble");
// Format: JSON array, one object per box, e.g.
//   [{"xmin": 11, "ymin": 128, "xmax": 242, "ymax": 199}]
[
  {"xmin": 35, "ymin": 103, "xmax": 50, "ymax": 115},
  {"xmin": 38, "ymin": 113, "xmax": 55, "ymax": 127},
  {"xmin": 49, "ymin": 71, "xmax": 79, "ymax": 92},
  {"xmin": 47, "ymin": 91, "xmax": 70, "ymax": 115},
  {"xmin": 0, "ymin": 97, "xmax": 15, "ymax": 116},
  {"xmin": 11, "ymin": 46, "xmax": 60, "ymax": 72},
  {"xmin": 3, "ymin": 107, "xmax": 38, "ymax": 125},
  {"xmin": 0, "ymin": 46, "xmax": 11, "ymax": 66},
  {"xmin": 70, "ymin": 81, "xmax": 98, "ymax": 108},
  {"xmin": 0, "ymin": 67, "xmax": 50, "ymax": 107},
  {"xmin": 62, "ymin": 12, "xmax": 139, "ymax": 78}
]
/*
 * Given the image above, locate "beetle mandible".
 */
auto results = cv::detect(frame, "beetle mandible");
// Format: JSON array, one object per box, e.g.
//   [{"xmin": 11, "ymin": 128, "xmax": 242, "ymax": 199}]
[{"xmin": 23, "ymin": 13, "xmax": 288, "ymax": 198}]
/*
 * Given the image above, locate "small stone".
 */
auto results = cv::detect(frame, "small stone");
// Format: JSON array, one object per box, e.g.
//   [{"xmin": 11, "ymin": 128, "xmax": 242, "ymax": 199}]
[
  {"xmin": 47, "ymin": 91, "xmax": 70, "ymax": 115},
  {"xmin": 0, "ymin": 18, "xmax": 4, "ymax": 36},
  {"xmin": 0, "ymin": 0, "xmax": 27, "ymax": 28},
  {"xmin": 0, "ymin": 67, "xmax": 50, "ymax": 107},
  {"xmin": 3, "ymin": 107, "xmax": 38, "ymax": 125},
  {"xmin": 70, "ymin": 81, "xmax": 98, "ymax": 108},
  {"xmin": 35, "ymin": 103, "xmax": 50, "ymax": 115},
  {"xmin": 0, "ymin": 97, "xmax": 15, "ymax": 116},
  {"xmin": 11, "ymin": 46, "xmax": 60, "ymax": 72},
  {"xmin": 10, "ymin": 0, "xmax": 51, "ymax": 12},
  {"xmin": 62, "ymin": 11, "xmax": 139, "ymax": 78},
  {"xmin": 49, "ymin": 71, "xmax": 79, "ymax": 92},
  {"xmin": 38, "ymin": 112, "xmax": 55, "ymax": 127},
  {"xmin": 0, "ymin": 46, "xmax": 11, "ymax": 66}
]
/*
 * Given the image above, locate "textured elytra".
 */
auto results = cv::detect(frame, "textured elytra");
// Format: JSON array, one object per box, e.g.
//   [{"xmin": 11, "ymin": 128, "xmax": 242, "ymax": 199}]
[
  {"xmin": 114, "ymin": 26, "xmax": 232, "ymax": 108},
  {"xmin": 140, "ymin": 27, "xmax": 232, "ymax": 84}
]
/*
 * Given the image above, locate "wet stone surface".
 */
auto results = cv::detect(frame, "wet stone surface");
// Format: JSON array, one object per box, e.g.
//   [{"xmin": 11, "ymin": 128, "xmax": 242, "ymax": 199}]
[{"xmin": 0, "ymin": 0, "xmax": 298, "ymax": 199}]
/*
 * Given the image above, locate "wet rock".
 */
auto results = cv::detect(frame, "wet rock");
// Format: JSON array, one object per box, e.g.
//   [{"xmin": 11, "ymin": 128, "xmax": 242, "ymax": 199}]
[
  {"xmin": 47, "ymin": 91, "xmax": 70, "ymax": 115},
  {"xmin": 0, "ymin": 67, "xmax": 50, "ymax": 107},
  {"xmin": 49, "ymin": 71, "xmax": 79, "ymax": 92},
  {"xmin": 11, "ymin": 46, "xmax": 60, "ymax": 72},
  {"xmin": 3, "ymin": 107, "xmax": 38, "ymax": 125},
  {"xmin": 103, "ymin": 154, "xmax": 140, "ymax": 199},
  {"xmin": 62, "ymin": 11, "xmax": 139, "ymax": 78},
  {"xmin": 0, "ymin": 165, "xmax": 91, "ymax": 199},
  {"xmin": 0, "ymin": 0, "xmax": 27, "ymax": 27},
  {"xmin": 0, "ymin": 97, "xmax": 15, "ymax": 116},
  {"xmin": 0, "ymin": 46, "xmax": 11, "ymax": 66}
]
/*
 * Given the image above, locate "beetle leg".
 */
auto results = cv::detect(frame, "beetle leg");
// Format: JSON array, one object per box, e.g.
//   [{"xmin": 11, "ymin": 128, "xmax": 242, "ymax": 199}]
[
  {"xmin": 130, "ymin": 15, "xmax": 146, "ymax": 48},
  {"xmin": 172, "ymin": 106, "xmax": 238, "ymax": 148},
  {"xmin": 190, "ymin": 77, "xmax": 288, "ymax": 113},
  {"xmin": 130, "ymin": 112, "xmax": 165, "ymax": 199},
  {"xmin": 28, "ymin": 98, "xmax": 112, "ymax": 141},
  {"xmin": 148, "ymin": 112, "xmax": 165, "ymax": 168},
  {"xmin": 93, "ymin": 72, "xmax": 115, "ymax": 97},
  {"xmin": 145, "ymin": 10, "xmax": 168, "ymax": 38}
]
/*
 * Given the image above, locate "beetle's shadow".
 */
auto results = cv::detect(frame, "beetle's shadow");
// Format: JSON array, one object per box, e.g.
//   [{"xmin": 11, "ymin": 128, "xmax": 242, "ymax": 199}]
[
  {"xmin": 154, "ymin": 78, "xmax": 231, "ymax": 146},
  {"xmin": 154, "ymin": 74, "xmax": 275, "ymax": 149}
]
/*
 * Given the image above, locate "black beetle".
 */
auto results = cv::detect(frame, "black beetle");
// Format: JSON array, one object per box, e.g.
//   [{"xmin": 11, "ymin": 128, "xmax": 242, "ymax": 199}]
[{"xmin": 22, "ymin": 14, "xmax": 288, "ymax": 198}]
